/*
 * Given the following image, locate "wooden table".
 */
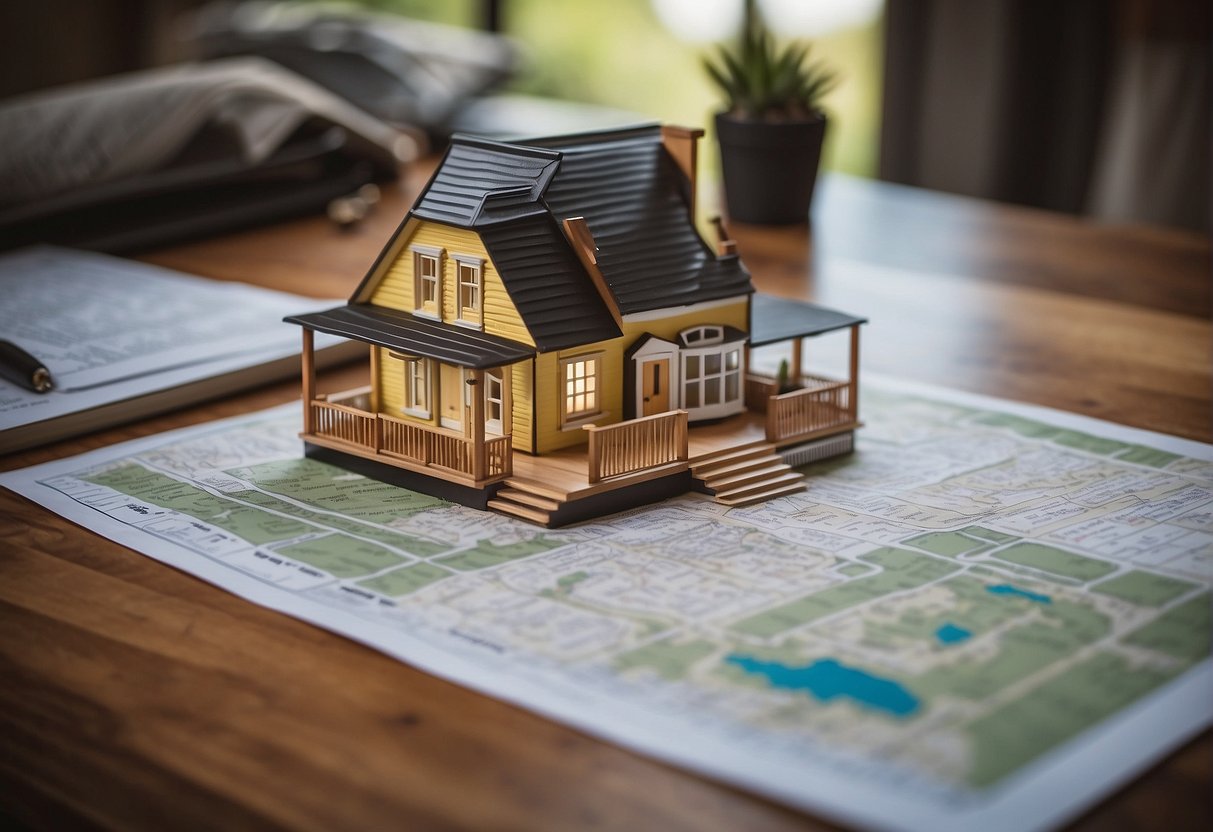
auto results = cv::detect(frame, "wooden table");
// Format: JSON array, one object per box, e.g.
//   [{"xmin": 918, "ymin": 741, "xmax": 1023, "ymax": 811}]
[{"xmin": 2, "ymin": 168, "xmax": 1209, "ymax": 831}]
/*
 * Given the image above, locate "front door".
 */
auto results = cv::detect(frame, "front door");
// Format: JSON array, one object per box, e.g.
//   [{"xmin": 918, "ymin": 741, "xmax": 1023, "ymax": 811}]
[
  {"xmin": 641, "ymin": 358, "xmax": 669, "ymax": 416},
  {"xmin": 439, "ymin": 364, "xmax": 464, "ymax": 430}
]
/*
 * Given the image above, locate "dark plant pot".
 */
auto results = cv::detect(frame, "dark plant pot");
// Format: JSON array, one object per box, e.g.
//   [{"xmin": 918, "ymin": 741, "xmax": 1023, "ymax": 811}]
[{"xmin": 715, "ymin": 111, "xmax": 826, "ymax": 225}]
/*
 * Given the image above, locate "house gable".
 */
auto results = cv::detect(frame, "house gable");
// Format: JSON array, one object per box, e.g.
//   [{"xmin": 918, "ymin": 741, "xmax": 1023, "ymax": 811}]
[{"xmin": 367, "ymin": 220, "xmax": 535, "ymax": 348}]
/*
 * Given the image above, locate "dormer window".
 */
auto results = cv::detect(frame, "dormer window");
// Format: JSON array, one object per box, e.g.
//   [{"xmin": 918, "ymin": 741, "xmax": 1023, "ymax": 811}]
[
  {"xmin": 680, "ymin": 325, "xmax": 724, "ymax": 347},
  {"xmin": 411, "ymin": 244, "xmax": 443, "ymax": 318}
]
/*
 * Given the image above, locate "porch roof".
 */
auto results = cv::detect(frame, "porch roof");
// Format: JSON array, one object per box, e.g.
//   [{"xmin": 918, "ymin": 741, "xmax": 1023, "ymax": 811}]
[
  {"xmin": 748, "ymin": 293, "xmax": 867, "ymax": 347},
  {"xmin": 287, "ymin": 304, "xmax": 536, "ymax": 369}
]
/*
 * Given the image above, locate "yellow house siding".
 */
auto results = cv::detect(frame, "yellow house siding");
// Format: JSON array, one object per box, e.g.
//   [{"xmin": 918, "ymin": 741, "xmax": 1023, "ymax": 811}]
[
  {"xmin": 375, "ymin": 349, "xmax": 442, "ymax": 427},
  {"xmin": 510, "ymin": 360, "xmax": 534, "ymax": 453},
  {"xmin": 367, "ymin": 221, "xmax": 534, "ymax": 347},
  {"xmin": 534, "ymin": 338, "xmax": 625, "ymax": 454},
  {"xmin": 530, "ymin": 300, "xmax": 749, "ymax": 453},
  {"xmin": 376, "ymin": 348, "xmax": 404, "ymax": 415},
  {"xmin": 619, "ymin": 299, "xmax": 749, "ymax": 344}
]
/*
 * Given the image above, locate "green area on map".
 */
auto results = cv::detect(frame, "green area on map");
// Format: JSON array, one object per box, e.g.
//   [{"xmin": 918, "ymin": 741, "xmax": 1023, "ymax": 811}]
[
  {"xmin": 437, "ymin": 535, "xmax": 566, "ymax": 571},
  {"xmin": 276, "ymin": 534, "xmax": 406, "ymax": 578},
  {"xmin": 964, "ymin": 651, "xmax": 1178, "ymax": 787},
  {"xmin": 906, "ymin": 531, "xmax": 995, "ymax": 558},
  {"xmin": 992, "ymin": 542, "xmax": 1117, "ymax": 582},
  {"xmin": 1092, "ymin": 570, "xmax": 1199, "ymax": 607},
  {"xmin": 731, "ymin": 548, "xmax": 960, "ymax": 638},
  {"xmin": 617, "ymin": 637, "xmax": 716, "ymax": 680},
  {"xmin": 88, "ymin": 465, "xmax": 314, "ymax": 545},
  {"xmin": 226, "ymin": 486, "xmax": 448, "ymax": 556},
  {"xmin": 358, "ymin": 562, "xmax": 453, "ymax": 596},
  {"xmin": 913, "ymin": 598, "xmax": 1111, "ymax": 700},
  {"xmin": 226, "ymin": 459, "xmax": 446, "ymax": 521},
  {"xmin": 1122, "ymin": 593, "xmax": 1212, "ymax": 662}
]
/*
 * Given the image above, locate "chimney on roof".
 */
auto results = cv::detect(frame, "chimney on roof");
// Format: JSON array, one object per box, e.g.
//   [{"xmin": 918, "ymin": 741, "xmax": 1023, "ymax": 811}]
[{"xmin": 661, "ymin": 125, "xmax": 705, "ymax": 221}]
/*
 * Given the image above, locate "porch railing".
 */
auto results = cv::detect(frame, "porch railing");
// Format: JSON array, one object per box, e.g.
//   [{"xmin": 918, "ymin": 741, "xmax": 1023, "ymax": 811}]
[
  {"xmin": 325, "ymin": 385, "xmax": 372, "ymax": 411},
  {"xmin": 311, "ymin": 400, "xmax": 377, "ymax": 448},
  {"xmin": 309, "ymin": 399, "xmax": 511, "ymax": 483},
  {"xmin": 765, "ymin": 378, "xmax": 853, "ymax": 443},
  {"xmin": 584, "ymin": 410, "xmax": 688, "ymax": 483},
  {"xmin": 484, "ymin": 435, "xmax": 511, "ymax": 478}
]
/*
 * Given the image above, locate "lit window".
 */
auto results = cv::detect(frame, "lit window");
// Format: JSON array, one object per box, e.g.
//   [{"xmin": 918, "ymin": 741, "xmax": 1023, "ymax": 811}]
[
  {"xmin": 456, "ymin": 258, "xmax": 482, "ymax": 325},
  {"xmin": 561, "ymin": 354, "xmax": 600, "ymax": 424},
  {"xmin": 412, "ymin": 246, "xmax": 442, "ymax": 317},
  {"xmin": 404, "ymin": 357, "xmax": 431, "ymax": 416}
]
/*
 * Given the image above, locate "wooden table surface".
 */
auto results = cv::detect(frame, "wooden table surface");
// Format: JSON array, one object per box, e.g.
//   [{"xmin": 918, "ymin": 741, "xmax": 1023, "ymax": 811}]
[{"xmin": 2, "ymin": 167, "xmax": 1210, "ymax": 831}]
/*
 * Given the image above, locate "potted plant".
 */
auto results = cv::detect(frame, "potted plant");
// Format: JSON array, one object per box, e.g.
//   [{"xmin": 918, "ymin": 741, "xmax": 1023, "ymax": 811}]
[
  {"xmin": 776, "ymin": 358, "xmax": 803, "ymax": 394},
  {"xmin": 704, "ymin": 0, "xmax": 837, "ymax": 225}
]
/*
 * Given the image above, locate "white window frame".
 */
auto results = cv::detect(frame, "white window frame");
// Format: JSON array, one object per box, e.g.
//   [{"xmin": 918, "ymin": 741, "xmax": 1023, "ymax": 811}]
[
  {"xmin": 485, "ymin": 369, "xmax": 504, "ymax": 435},
  {"xmin": 411, "ymin": 244, "xmax": 443, "ymax": 319},
  {"xmin": 559, "ymin": 352, "xmax": 603, "ymax": 429},
  {"xmin": 681, "ymin": 325, "xmax": 724, "ymax": 347},
  {"xmin": 403, "ymin": 356, "xmax": 432, "ymax": 418},
  {"xmin": 681, "ymin": 344, "xmax": 743, "ymax": 419},
  {"xmin": 452, "ymin": 254, "xmax": 484, "ymax": 328}
]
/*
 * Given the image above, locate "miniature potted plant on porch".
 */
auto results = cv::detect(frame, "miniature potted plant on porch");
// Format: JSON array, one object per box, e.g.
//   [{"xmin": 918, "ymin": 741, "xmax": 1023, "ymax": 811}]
[
  {"xmin": 776, "ymin": 358, "xmax": 803, "ymax": 394},
  {"xmin": 704, "ymin": 0, "xmax": 837, "ymax": 224}
]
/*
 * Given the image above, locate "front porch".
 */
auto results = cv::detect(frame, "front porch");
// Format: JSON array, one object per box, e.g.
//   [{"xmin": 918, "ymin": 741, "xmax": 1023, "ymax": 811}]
[
  {"xmin": 304, "ymin": 387, "xmax": 514, "ymax": 488},
  {"xmin": 301, "ymin": 365, "xmax": 859, "ymax": 525}
]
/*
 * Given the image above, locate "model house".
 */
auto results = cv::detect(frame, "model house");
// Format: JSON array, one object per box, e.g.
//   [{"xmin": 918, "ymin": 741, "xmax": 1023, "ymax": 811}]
[{"xmin": 287, "ymin": 124, "xmax": 865, "ymax": 526}]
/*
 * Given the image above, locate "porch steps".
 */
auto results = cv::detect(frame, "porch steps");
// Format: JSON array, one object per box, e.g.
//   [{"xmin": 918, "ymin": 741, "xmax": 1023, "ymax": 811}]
[
  {"xmin": 691, "ymin": 443, "xmax": 806, "ymax": 507},
  {"xmin": 486, "ymin": 497, "xmax": 552, "ymax": 526},
  {"xmin": 494, "ymin": 487, "xmax": 562, "ymax": 513},
  {"xmin": 715, "ymin": 480, "xmax": 807, "ymax": 507},
  {"xmin": 488, "ymin": 477, "xmax": 567, "ymax": 525}
]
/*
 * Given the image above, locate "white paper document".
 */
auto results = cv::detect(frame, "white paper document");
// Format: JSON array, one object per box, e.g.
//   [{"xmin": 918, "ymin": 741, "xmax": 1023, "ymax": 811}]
[
  {"xmin": 0, "ymin": 247, "xmax": 352, "ymax": 449},
  {"xmin": 3, "ymin": 377, "xmax": 1210, "ymax": 832}
]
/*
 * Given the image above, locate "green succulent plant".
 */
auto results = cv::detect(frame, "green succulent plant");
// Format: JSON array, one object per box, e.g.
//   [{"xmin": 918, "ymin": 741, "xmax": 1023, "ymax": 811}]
[{"xmin": 704, "ymin": 0, "xmax": 837, "ymax": 120}]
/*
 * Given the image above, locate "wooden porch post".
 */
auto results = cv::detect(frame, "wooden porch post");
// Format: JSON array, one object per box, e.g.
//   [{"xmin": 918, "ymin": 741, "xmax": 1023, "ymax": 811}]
[
  {"xmin": 471, "ymin": 368, "xmax": 486, "ymax": 481},
  {"xmin": 790, "ymin": 336, "xmax": 803, "ymax": 382},
  {"xmin": 848, "ymin": 324, "xmax": 860, "ymax": 422},
  {"xmin": 301, "ymin": 329, "xmax": 315, "ymax": 433}
]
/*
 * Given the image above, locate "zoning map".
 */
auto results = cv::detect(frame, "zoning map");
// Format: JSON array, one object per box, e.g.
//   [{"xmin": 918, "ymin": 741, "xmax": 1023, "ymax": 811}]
[{"xmin": 4, "ymin": 379, "xmax": 1211, "ymax": 832}]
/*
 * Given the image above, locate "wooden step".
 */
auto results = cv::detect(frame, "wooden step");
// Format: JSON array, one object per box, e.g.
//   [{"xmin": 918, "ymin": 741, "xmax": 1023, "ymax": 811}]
[
  {"xmin": 694, "ymin": 453, "xmax": 783, "ymax": 482},
  {"xmin": 705, "ymin": 463, "xmax": 795, "ymax": 494},
  {"xmin": 715, "ymin": 481, "xmax": 807, "ymax": 507},
  {"xmin": 495, "ymin": 487, "xmax": 562, "ymax": 512},
  {"xmin": 715, "ymin": 471, "xmax": 805, "ymax": 502},
  {"xmin": 503, "ymin": 476, "xmax": 569, "ymax": 502},
  {"xmin": 487, "ymin": 499, "xmax": 552, "ymax": 525},
  {"xmin": 690, "ymin": 440, "xmax": 770, "ymax": 468},
  {"xmin": 691, "ymin": 444, "xmax": 774, "ymax": 476}
]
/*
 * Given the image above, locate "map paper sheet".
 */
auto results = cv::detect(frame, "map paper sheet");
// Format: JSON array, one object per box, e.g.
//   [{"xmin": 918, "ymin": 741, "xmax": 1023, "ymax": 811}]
[{"xmin": 3, "ymin": 377, "xmax": 1210, "ymax": 832}]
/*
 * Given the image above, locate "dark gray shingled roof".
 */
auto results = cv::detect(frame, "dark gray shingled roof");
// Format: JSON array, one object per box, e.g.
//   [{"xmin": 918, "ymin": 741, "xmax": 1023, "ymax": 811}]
[
  {"xmin": 352, "ymin": 134, "xmax": 624, "ymax": 352},
  {"xmin": 478, "ymin": 213, "xmax": 622, "ymax": 352},
  {"xmin": 527, "ymin": 125, "xmax": 753, "ymax": 314},
  {"xmin": 332, "ymin": 125, "xmax": 748, "ymax": 357},
  {"xmin": 411, "ymin": 138, "xmax": 560, "ymax": 228},
  {"xmin": 748, "ymin": 293, "xmax": 867, "ymax": 346},
  {"xmin": 286, "ymin": 304, "xmax": 535, "ymax": 369}
]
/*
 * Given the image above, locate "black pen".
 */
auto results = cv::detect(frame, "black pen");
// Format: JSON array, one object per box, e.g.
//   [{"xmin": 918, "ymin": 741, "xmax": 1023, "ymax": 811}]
[{"xmin": 0, "ymin": 340, "xmax": 54, "ymax": 393}]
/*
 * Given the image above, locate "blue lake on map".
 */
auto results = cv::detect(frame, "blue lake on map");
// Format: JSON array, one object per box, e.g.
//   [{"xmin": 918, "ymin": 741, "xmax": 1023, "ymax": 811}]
[
  {"xmin": 935, "ymin": 622, "xmax": 972, "ymax": 644},
  {"xmin": 725, "ymin": 655, "xmax": 920, "ymax": 718},
  {"xmin": 986, "ymin": 583, "xmax": 1053, "ymax": 604}
]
